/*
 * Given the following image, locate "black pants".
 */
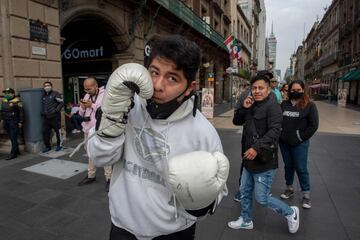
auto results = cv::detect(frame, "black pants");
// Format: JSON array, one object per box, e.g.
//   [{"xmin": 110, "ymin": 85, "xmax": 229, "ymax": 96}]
[
  {"xmin": 43, "ymin": 115, "xmax": 62, "ymax": 148},
  {"xmin": 3, "ymin": 121, "xmax": 19, "ymax": 155},
  {"xmin": 109, "ymin": 223, "xmax": 196, "ymax": 240}
]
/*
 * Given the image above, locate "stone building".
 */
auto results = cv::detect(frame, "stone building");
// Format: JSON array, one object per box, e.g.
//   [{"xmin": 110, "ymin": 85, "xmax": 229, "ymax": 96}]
[{"xmin": 0, "ymin": 0, "xmax": 235, "ymax": 150}]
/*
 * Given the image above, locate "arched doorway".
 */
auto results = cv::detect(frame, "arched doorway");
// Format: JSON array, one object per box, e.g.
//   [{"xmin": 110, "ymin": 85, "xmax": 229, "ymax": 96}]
[{"xmin": 61, "ymin": 14, "xmax": 123, "ymax": 105}]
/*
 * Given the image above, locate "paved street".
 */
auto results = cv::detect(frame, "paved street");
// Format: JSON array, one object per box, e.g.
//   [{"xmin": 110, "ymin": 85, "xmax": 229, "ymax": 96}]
[{"xmin": 1, "ymin": 100, "xmax": 360, "ymax": 240}]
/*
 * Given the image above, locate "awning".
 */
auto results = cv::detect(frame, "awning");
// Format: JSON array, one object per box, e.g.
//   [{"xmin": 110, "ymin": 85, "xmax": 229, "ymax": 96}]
[
  {"xmin": 309, "ymin": 83, "xmax": 329, "ymax": 89},
  {"xmin": 338, "ymin": 69, "xmax": 360, "ymax": 82}
]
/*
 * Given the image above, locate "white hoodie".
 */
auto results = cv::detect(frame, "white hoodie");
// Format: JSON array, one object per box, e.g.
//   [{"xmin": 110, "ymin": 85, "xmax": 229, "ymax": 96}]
[{"xmin": 88, "ymin": 95, "xmax": 224, "ymax": 240}]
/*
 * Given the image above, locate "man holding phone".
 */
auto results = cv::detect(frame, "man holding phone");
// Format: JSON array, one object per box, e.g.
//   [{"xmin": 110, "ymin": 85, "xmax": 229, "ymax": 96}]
[
  {"xmin": 77, "ymin": 77, "xmax": 112, "ymax": 191},
  {"xmin": 229, "ymin": 72, "xmax": 299, "ymax": 234}
]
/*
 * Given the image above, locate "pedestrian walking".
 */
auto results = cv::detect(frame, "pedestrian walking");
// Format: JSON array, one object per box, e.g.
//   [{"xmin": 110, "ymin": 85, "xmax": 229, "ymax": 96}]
[
  {"xmin": 87, "ymin": 34, "xmax": 229, "ymax": 239},
  {"xmin": 41, "ymin": 81, "xmax": 64, "ymax": 152},
  {"xmin": 232, "ymin": 70, "xmax": 274, "ymax": 203},
  {"xmin": 228, "ymin": 72, "xmax": 300, "ymax": 234},
  {"xmin": 0, "ymin": 88, "xmax": 24, "ymax": 160},
  {"xmin": 279, "ymin": 80, "xmax": 319, "ymax": 209},
  {"xmin": 77, "ymin": 77, "xmax": 112, "ymax": 191}
]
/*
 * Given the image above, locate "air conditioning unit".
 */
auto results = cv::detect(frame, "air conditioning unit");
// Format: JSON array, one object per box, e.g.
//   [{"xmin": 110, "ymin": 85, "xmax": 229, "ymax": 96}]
[{"xmin": 202, "ymin": 16, "xmax": 210, "ymax": 24}]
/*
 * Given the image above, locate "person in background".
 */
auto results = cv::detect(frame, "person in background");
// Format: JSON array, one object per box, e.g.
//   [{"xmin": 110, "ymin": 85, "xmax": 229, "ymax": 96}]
[
  {"xmin": 65, "ymin": 102, "xmax": 82, "ymax": 133},
  {"xmin": 279, "ymin": 80, "xmax": 319, "ymax": 209},
  {"xmin": 0, "ymin": 88, "xmax": 24, "ymax": 160},
  {"xmin": 281, "ymin": 83, "xmax": 289, "ymax": 102},
  {"xmin": 228, "ymin": 72, "xmax": 300, "ymax": 234},
  {"xmin": 42, "ymin": 81, "xmax": 64, "ymax": 153},
  {"xmin": 270, "ymin": 77, "xmax": 282, "ymax": 104},
  {"xmin": 77, "ymin": 77, "xmax": 112, "ymax": 191}
]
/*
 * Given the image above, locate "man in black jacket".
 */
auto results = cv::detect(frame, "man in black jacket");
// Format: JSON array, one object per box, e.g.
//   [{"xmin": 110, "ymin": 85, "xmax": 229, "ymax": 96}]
[
  {"xmin": 42, "ymin": 81, "xmax": 64, "ymax": 152},
  {"xmin": 228, "ymin": 73, "xmax": 300, "ymax": 234}
]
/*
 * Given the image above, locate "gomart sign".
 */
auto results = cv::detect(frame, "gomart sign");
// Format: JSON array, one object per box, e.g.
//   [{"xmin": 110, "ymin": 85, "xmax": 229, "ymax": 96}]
[
  {"xmin": 61, "ymin": 39, "xmax": 110, "ymax": 61},
  {"xmin": 62, "ymin": 46, "xmax": 104, "ymax": 60}
]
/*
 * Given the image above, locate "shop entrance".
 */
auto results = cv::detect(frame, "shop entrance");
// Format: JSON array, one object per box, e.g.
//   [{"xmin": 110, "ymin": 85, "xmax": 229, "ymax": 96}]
[{"xmin": 61, "ymin": 15, "xmax": 118, "ymax": 106}]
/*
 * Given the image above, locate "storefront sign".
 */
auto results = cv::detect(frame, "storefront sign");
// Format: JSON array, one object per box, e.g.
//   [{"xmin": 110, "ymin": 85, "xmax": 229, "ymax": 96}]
[
  {"xmin": 62, "ymin": 45, "xmax": 104, "ymax": 60},
  {"xmin": 338, "ymin": 89, "xmax": 347, "ymax": 107},
  {"xmin": 32, "ymin": 46, "xmax": 46, "ymax": 56},
  {"xmin": 201, "ymin": 88, "xmax": 214, "ymax": 119},
  {"xmin": 30, "ymin": 20, "xmax": 48, "ymax": 42}
]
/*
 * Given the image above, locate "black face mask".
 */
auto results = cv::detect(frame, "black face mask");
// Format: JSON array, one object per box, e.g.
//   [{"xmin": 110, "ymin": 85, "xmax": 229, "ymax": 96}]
[
  {"xmin": 146, "ymin": 87, "xmax": 196, "ymax": 119},
  {"xmin": 146, "ymin": 97, "xmax": 182, "ymax": 119},
  {"xmin": 289, "ymin": 92, "xmax": 304, "ymax": 100}
]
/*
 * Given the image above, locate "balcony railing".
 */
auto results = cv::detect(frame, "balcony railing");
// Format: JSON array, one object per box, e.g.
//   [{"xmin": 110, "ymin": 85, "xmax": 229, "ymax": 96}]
[
  {"xmin": 339, "ymin": 52, "xmax": 352, "ymax": 67},
  {"xmin": 304, "ymin": 59, "xmax": 314, "ymax": 70},
  {"xmin": 339, "ymin": 22, "xmax": 352, "ymax": 40},
  {"xmin": 154, "ymin": 0, "xmax": 227, "ymax": 51},
  {"xmin": 319, "ymin": 51, "xmax": 339, "ymax": 67}
]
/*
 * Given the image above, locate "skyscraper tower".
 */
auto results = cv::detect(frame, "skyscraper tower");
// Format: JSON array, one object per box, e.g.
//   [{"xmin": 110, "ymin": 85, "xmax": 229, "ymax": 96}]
[{"xmin": 267, "ymin": 22, "xmax": 277, "ymax": 70}]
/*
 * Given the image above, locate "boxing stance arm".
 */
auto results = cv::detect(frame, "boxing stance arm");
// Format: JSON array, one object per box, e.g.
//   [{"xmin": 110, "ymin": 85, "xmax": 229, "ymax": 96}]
[{"xmin": 87, "ymin": 126, "xmax": 125, "ymax": 167}]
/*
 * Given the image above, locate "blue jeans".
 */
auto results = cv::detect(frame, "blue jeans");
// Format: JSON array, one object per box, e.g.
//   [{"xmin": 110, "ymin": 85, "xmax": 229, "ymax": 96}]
[
  {"xmin": 240, "ymin": 168, "xmax": 293, "ymax": 222},
  {"xmin": 71, "ymin": 114, "xmax": 83, "ymax": 130},
  {"xmin": 279, "ymin": 140, "xmax": 310, "ymax": 192}
]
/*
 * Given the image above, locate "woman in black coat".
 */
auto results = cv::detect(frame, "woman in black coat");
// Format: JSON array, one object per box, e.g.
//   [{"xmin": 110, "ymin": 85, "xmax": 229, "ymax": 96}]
[{"xmin": 279, "ymin": 80, "xmax": 319, "ymax": 209}]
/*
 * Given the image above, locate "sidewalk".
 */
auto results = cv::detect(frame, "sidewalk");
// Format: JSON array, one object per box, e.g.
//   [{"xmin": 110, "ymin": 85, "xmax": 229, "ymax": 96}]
[{"xmin": 0, "ymin": 101, "xmax": 359, "ymax": 240}]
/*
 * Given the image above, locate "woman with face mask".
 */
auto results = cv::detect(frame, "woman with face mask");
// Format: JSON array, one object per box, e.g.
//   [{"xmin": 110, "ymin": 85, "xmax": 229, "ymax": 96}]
[{"xmin": 279, "ymin": 80, "xmax": 319, "ymax": 209}]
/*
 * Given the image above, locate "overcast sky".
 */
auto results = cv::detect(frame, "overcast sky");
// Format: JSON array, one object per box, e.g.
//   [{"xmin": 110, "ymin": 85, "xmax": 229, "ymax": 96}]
[{"xmin": 264, "ymin": 0, "xmax": 333, "ymax": 79}]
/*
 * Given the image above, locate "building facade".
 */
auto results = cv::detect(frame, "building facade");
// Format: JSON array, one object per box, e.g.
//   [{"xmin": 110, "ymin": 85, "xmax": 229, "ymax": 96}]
[
  {"xmin": 0, "ymin": 0, "xmax": 238, "ymax": 148},
  {"xmin": 257, "ymin": 0, "xmax": 266, "ymax": 70},
  {"xmin": 302, "ymin": 0, "xmax": 360, "ymax": 104}
]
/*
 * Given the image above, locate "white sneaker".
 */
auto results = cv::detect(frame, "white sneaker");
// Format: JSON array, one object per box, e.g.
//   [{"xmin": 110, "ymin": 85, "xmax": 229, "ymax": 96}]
[
  {"xmin": 71, "ymin": 129, "xmax": 77, "ymax": 133},
  {"xmin": 286, "ymin": 206, "xmax": 300, "ymax": 234},
  {"xmin": 228, "ymin": 216, "xmax": 253, "ymax": 230}
]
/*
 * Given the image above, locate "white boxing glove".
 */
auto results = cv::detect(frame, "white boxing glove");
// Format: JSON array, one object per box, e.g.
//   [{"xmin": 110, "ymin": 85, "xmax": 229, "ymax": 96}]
[
  {"xmin": 168, "ymin": 151, "xmax": 230, "ymax": 211},
  {"xmin": 98, "ymin": 63, "xmax": 153, "ymax": 137}
]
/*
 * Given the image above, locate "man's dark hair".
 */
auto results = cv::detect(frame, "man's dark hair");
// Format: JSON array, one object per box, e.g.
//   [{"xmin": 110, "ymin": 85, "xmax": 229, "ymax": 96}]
[
  {"xmin": 256, "ymin": 70, "xmax": 274, "ymax": 81},
  {"xmin": 43, "ymin": 81, "xmax": 53, "ymax": 87},
  {"xmin": 147, "ymin": 34, "xmax": 201, "ymax": 83},
  {"xmin": 250, "ymin": 71, "xmax": 271, "ymax": 85}
]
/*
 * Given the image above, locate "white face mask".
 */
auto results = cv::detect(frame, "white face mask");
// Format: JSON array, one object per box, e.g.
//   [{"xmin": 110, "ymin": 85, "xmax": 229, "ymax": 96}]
[{"xmin": 44, "ymin": 86, "xmax": 52, "ymax": 93}]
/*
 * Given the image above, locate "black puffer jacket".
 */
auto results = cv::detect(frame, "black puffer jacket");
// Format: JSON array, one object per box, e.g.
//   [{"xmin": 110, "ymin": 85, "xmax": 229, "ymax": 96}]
[
  {"xmin": 233, "ymin": 92, "xmax": 283, "ymax": 173},
  {"xmin": 42, "ymin": 90, "xmax": 63, "ymax": 119}
]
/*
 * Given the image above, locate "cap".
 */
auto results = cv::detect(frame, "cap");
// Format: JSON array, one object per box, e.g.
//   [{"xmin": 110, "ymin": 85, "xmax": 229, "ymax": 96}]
[{"xmin": 2, "ymin": 88, "xmax": 15, "ymax": 94}]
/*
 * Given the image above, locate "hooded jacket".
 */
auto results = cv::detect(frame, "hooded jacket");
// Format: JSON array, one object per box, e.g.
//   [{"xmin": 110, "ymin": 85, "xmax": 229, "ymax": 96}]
[
  {"xmin": 233, "ymin": 92, "xmax": 282, "ymax": 173},
  {"xmin": 88, "ymin": 94, "xmax": 224, "ymax": 240},
  {"xmin": 280, "ymin": 100, "xmax": 319, "ymax": 146}
]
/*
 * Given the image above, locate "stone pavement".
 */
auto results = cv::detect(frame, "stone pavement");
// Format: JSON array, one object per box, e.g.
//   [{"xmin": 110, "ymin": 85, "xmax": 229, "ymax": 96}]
[{"xmin": 0, "ymin": 101, "xmax": 360, "ymax": 240}]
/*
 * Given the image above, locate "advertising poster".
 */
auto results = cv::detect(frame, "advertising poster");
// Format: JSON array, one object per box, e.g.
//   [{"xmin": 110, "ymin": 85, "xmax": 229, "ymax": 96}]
[
  {"xmin": 337, "ymin": 89, "xmax": 347, "ymax": 107},
  {"xmin": 201, "ymin": 88, "xmax": 214, "ymax": 119}
]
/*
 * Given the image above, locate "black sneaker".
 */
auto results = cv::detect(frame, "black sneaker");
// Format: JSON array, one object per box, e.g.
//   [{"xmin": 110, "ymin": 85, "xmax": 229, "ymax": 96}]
[
  {"xmin": 42, "ymin": 147, "xmax": 52, "ymax": 153},
  {"xmin": 281, "ymin": 189, "xmax": 294, "ymax": 199},
  {"xmin": 302, "ymin": 197, "xmax": 311, "ymax": 209},
  {"xmin": 5, "ymin": 154, "xmax": 17, "ymax": 160},
  {"xmin": 78, "ymin": 176, "xmax": 96, "ymax": 186}
]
